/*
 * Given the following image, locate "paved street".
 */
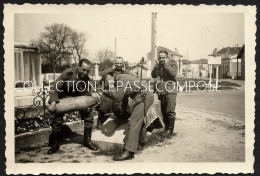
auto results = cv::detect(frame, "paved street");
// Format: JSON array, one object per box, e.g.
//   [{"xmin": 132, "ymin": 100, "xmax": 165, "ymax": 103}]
[{"xmin": 177, "ymin": 89, "xmax": 245, "ymax": 121}]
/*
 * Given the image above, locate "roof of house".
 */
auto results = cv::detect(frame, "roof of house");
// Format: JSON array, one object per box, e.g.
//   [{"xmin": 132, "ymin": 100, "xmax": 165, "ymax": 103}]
[
  {"xmin": 14, "ymin": 44, "xmax": 39, "ymax": 50},
  {"xmin": 182, "ymin": 59, "xmax": 208, "ymax": 64},
  {"xmin": 217, "ymin": 47, "xmax": 241, "ymax": 55},
  {"xmin": 192, "ymin": 59, "xmax": 208, "ymax": 64}
]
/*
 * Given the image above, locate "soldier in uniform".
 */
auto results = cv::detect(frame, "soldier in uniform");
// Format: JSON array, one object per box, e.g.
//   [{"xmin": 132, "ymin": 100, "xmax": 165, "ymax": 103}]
[
  {"xmin": 151, "ymin": 50, "xmax": 178, "ymax": 137},
  {"xmin": 47, "ymin": 59, "xmax": 98, "ymax": 154},
  {"xmin": 97, "ymin": 57, "xmax": 129, "ymax": 124},
  {"xmin": 102, "ymin": 74, "xmax": 154, "ymax": 161},
  {"xmin": 100, "ymin": 57, "xmax": 128, "ymax": 87}
]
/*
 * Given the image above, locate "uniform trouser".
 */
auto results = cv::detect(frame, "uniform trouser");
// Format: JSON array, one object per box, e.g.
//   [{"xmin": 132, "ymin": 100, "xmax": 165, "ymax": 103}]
[
  {"xmin": 138, "ymin": 123, "xmax": 147, "ymax": 144},
  {"xmin": 51, "ymin": 94, "xmax": 94, "ymax": 133},
  {"xmin": 124, "ymin": 93, "xmax": 154, "ymax": 153},
  {"xmin": 52, "ymin": 109, "xmax": 94, "ymax": 133},
  {"xmin": 158, "ymin": 93, "xmax": 177, "ymax": 126}
]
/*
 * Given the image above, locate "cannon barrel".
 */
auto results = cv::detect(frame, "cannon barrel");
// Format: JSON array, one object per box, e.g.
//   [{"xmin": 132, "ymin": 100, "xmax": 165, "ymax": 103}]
[{"xmin": 54, "ymin": 96, "xmax": 99, "ymax": 114}]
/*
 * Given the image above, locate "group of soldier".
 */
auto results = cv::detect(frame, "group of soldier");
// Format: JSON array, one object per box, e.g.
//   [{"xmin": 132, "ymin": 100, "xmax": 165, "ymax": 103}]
[{"xmin": 47, "ymin": 50, "xmax": 178, "ymax": 161}]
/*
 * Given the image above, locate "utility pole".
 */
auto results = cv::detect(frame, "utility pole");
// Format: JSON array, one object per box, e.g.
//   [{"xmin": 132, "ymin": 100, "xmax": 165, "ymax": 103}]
[
  {"xmin": 186, "ymin": 51, "xmax": 188, "ymax": 78},
  {"xmin": 192, "ymin": 59, "xmax": 194, "ymax": 79},
  {"xmin": 115, "ymin": 37, "xmax": 117, "ymax": 59},
  {"xmin": 151, "ymin": 12, "xmax": 157, "ymax": 68},
  {"xmin": 179, "ymin": 57, "xmax": 180, "ymax": 73},
  {"xmin": 237, "ymin": 55, "xmax": 239, "ymax": 79}
]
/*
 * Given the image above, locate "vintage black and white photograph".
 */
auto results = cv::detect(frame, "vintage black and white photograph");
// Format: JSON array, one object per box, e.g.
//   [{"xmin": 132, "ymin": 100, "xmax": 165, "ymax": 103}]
[{"xmin": 4, "ymin": 4, "xmax": 255, "ymax": 174}]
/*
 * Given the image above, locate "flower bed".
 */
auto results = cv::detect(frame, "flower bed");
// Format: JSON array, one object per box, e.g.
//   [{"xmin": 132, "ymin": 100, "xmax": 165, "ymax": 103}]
[{"xmin": 15, "ymin": 111, "xmax": 82, "ymax": 135}]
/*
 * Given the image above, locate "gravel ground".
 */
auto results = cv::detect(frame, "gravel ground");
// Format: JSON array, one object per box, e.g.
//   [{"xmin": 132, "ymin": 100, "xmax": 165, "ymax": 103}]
[{"xmin": 15, "ymin": 109, "xmax": 245, "ymax": 163}]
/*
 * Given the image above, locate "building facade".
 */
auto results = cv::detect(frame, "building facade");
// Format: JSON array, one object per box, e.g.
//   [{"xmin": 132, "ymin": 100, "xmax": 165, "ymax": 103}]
[
  {"xmin": 14, "ymin": 44, "xmax": 41, "ymax": 86},
  {"xmin": 14, "ymin": 44, "xmax": 42, "ymax": 107},
  {"xmin": 182, "ymin": 59, "xmax": 209, "ymax": 78},
  {"xmin": 209, "ymin": 46, "xmax": 242, "ymax": 79},
  {"xmin": 237, "ymin": 45, "xmax": 245, "ymax": 80}
]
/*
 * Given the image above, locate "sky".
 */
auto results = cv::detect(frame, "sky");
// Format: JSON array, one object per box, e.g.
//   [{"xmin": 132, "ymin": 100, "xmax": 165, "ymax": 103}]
[{"xmin": 14, "ymin": 9, "xmax": 244, "ymax": 63}]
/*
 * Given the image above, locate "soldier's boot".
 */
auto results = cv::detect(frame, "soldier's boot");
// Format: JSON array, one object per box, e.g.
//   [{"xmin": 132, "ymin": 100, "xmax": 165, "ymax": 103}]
[
  {"xmin": 97, "ymin": 112, "xmax": 111, "ymax": 127},
  {"xmin": 165, "ymin": 118, "xmax": 176, "ymax": 138},
  {"xmin": 48, "ymin": 132, "xmax": 54, "ymax": 147},
  {"xmin": 47, "ymin": 132, "xmax": 60, "ymax": 154},
  {"xmin": 83, "ymin": 127, "xmax": 98, "ymax": 151},
  {"xmin": 163, "ymin": 117, "xmax": 169, "ymax": 135},
  {"xmin": 113, "ymin": 149, "xmax": 134, "ymax": 161}
]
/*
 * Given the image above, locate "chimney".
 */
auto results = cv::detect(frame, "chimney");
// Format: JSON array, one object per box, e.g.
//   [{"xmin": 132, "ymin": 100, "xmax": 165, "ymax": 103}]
[
  {"xmin": 213, "ymin": 48, "xmax": 217, "ymax": 57},
  {"xmin": 227, "ymin": 47, "xmax": 230, "ymax": 53}
]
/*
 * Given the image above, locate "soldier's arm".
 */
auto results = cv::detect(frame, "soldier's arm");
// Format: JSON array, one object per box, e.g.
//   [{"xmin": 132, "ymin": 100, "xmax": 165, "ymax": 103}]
[
  {"xmin": 124, "ymin": 69, "xmax": 135, "ymax": 76},
  {"xmin": 99, "ymin": 75, "xmax": 105, "ymax": 86},
  {"xmin": 100, "ymin": 68, "xmax": 114, "ymax": 77},
  {"xmin": 163, "ymin": 61, "xmax": 178, "ymax": 78},
  {"xmin": 100, "ymin": 68, "xmax": 114, "ymax": 85},
  {"xmin": 48, "ymin": 71, "xmax": 68, "ymax": 104},
  {"xmin": 151, "ymin": 65, "xmax": 159, "ymax": 78},
  {"xmin": 84, "ymin": 75, "xmax": 93, "ymax": 95}
]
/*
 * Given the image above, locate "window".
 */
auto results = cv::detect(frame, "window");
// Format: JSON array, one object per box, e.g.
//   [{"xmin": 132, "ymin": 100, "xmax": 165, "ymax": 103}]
[{"xmin": 14, "ymin": 51, "xmax": 23, "ymax": 82}]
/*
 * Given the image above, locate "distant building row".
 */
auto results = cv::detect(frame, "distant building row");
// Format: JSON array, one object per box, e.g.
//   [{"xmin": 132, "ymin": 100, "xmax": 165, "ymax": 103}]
[
  {"xmin": 209, "ymin": 45, "xmax": 245, "ymax": 80},
  {"xmin": 181, "ymin": 45, "xmax": 245, "ymax": 80}
]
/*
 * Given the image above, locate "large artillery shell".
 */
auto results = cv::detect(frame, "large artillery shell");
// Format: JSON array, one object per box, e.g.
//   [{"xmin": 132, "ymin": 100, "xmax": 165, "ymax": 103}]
[{"xmin": 55, "ymin": 96, "xmax": 99, "ymax": 114}]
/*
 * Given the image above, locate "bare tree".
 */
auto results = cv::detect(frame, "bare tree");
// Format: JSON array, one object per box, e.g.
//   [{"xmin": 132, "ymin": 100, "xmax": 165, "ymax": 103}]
[
  {"xmin": 33, "ymin": 23, "xmax": 73, "ymax": 74},
  {"xmin": 68, "ymin": 30, "xmax": 88, "ymax": 64},
  {"xmin": 96, "ymin": 48, "xmax": 115, "ymax": 63},
  {"xmin": 96, "ymin": 48, "xmax": 115, "ymax": 72}
]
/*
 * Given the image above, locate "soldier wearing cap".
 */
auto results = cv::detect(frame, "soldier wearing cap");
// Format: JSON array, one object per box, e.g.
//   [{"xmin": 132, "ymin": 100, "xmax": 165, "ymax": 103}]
[
  {"xmin": 97, "ymin": 57, "xmax": 129, "ymax": 124},
  {"xmin": 151, "ymin": 50, "xmax": 178, "ymax": 137},
  {"xmin": 47, "ymin": 59, "xmax": 98, "ymax": 154},
  {"xmin": 102, "ymin": 74, "xmax": 154, "ymax": 161}
]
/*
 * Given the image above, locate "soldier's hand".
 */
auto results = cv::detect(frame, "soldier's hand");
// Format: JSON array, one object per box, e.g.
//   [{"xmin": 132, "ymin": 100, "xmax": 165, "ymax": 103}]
[
  {"xmin": 155, "ymin": 60, "xmax": 160, "ymax": 66},
  {"xmin": 49, "ymin": 101, "xmax": 56, "ymax": 112}
]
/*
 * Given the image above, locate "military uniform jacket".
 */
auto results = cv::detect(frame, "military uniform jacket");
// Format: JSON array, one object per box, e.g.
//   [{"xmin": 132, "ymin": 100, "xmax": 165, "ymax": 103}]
[
  {"xmin": 48, "ymin": 67, "xmax": 91, "ymax": 104},
  {"xmin": 100, "ymin": 68, "xmax": 129, "ymax": 89},
  {"xmin": 151, "ymin": 60, "xmax": 178, "ymax": 95},
  {"xmin": 105, "ymin": 74, "xmax": 150, "ymax": 105}
]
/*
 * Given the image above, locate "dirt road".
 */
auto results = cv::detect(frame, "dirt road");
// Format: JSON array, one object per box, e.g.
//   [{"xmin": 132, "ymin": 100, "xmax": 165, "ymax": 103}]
[
  {"xmin": 16, "ymin": 109, "xmax": 245, "ymax": 163},
  {"xmin": 16, "ymin": 86, "xmax": 245, "ymax": 163}
]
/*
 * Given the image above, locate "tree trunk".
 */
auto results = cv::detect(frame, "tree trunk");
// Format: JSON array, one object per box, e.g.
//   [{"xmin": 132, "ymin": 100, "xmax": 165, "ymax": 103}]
[{"xmin": 53, "ymin": 63, "xmax": 56, "ymax": 80}]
